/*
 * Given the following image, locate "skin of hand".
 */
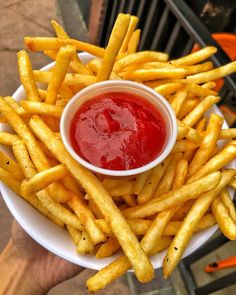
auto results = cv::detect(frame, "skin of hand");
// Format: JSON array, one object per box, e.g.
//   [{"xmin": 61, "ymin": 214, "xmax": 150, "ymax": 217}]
[{"xmin": 0, "ymin": 220, "xmax": 84, "ymax": 295}]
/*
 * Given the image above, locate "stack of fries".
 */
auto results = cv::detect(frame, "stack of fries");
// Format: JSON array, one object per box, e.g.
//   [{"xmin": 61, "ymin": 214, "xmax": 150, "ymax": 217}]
[{"xmin": 0, "ymin": 13, "xmax": 236, "ymax": 292}]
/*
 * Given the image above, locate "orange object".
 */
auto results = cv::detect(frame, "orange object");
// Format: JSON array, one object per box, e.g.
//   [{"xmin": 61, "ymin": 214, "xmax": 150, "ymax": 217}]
[
  {"xmin": 192, "ymin": 33, "xmax": 236, "ymax": 92},
  {"xmin": 205, "ymin": 255, "xmax": 236, "ymax": 273}
]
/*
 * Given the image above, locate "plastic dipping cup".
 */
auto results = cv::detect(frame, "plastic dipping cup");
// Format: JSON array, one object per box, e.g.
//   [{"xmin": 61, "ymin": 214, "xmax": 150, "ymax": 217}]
[{"xmin": 60, "ymin": 80, "xmax": 177, "ymax": 177}]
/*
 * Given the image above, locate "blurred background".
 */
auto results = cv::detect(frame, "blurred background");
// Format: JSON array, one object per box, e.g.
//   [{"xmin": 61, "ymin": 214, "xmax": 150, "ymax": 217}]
[{"xmin": 0, "ymin": 0, "xmax": 236, "ymax": 294}]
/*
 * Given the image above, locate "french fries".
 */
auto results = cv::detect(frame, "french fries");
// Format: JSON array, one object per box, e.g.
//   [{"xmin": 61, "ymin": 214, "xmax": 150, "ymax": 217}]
[{"xmin": 0, "ymin": 12, "xmax": 236, "ymax": 293}]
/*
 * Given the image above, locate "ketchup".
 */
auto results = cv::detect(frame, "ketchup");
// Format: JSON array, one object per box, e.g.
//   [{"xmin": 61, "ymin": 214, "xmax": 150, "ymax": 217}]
[{"xmin": 70, "ymin": 92, "xmax": 166, "ymax": 170}]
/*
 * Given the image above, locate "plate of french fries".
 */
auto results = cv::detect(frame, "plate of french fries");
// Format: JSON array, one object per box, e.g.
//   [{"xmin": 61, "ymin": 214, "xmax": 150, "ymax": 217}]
[{"xmin": 0, "ymin": 13, "xmax": 236, "ymax": 292}]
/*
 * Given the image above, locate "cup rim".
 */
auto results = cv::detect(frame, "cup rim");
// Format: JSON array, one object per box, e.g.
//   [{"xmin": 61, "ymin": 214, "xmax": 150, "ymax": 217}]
[{"xmin": 60, "ymin": 80, "xmax": 177, "ymax": 176}]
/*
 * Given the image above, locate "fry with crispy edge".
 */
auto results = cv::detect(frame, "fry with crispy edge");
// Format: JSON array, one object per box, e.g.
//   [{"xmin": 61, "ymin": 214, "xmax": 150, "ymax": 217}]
[
  {"xmin": 163, "ymin": 169, "xmax": 235, "ymax": 278},
  {"xmin": 0, "ymin": 132, "xmax": 20, "ymax": 146},
  {"xmin": 188, "ymin": 113, "xmax": 223, "ymax": 177},
  {"xmin": 123, "ymin": 171, "xmax": 221, "ymax": 219},
  {"xmin": 97, "ymin": 13, "xmax": 130, "ymax": 82},
  {"xmin": 120, "ymin": 16, "xmax": 138, "ymax": 53},
  {"xmin": 127, "ymin": 29, "xmax": 141, "ymax": 54},
  {"xmin": 220, "ymin": 189, "xmax": 236, "ymax": 223},
  {"xmin": 20, "ymin": 164, "xmax": 69, "ymax": 195},
  {"xmin": 20, "ymin": 101, "xmax": 64, "ymax": 117},
  {"xmin": 29, "ymin": 115, "xmax": 154, "ymax": 283}
]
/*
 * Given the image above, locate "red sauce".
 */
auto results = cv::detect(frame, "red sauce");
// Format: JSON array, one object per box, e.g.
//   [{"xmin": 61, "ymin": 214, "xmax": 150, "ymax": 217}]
[{"xmin": 70, "ymin": 92, "xmax": 166, "ymax": 170}]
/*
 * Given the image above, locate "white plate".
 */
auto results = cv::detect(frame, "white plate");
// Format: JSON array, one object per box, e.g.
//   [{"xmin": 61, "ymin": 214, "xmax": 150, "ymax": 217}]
[{"xmin": 0, "ymin": 52, "xmax": 235, "ymax": 270}]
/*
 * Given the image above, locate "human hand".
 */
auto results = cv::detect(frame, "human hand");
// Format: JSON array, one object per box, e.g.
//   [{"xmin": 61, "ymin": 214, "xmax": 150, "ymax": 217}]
[{"xmin": 0, "ymin": 220, "xmax": 84, "ymax": 295}]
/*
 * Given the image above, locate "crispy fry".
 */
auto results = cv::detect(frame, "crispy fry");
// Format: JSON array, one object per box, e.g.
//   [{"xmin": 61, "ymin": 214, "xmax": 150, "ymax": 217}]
[
  {"xmin": 135, "ymin": 170, "xmax": 152, "ymax": 195},
  {"xmin": 120, "ymin": 16, "xmax": 138, "ymax": 53},
  {"xmin": 188, "ymin": 143, "xmax": 236, "ymax": 183},
  {"xmin": 212, "ymin": 196, "xmax": 236, "ymax": 240},
  {"xmin": 29, "ymin": 115, "xmax": 154, "ymax": 283},
  {"xmin": 229, "ymin": 178, "xmax": 236, "ymax": 190},
  {"xmin": 172, "ymin": 158, "xmax": 188, "ymax": 190},
  {"xmin": 0, "ymin": 132, "xmax": 20, "ymax": 146},
  {"xmin": 137, "ymin": 155, "xmax": 172, "ymax": 204},
  {"xmin": 219, "ymin": 189, "xmax": 236, "ymax": 224},
  {"xmin": 25, "ymin": 37, "xmax": 105, "ymax": 58},
  {"xmin": 17, "ymin": 50, "xmax": 41, "ymax": 102},
  {"xmin": 155, "ymin": 83, "xmax": 183, "ymax": 97},
  {"xmin": 67, "ymin": 225, "xmax": 82, "ymax": 245},
  {"xmin": 188, "ymin": 114, "xmax": 223, "ymax": 177},
  {"xmin": 96, "ymin": 237, "xmax": 120, "ymax": 258},
  {"xmin": 121, "ymin": 194, "xmax": 137, "ymax": 207},
  {"xmin": 163, "ymin": 169, "xmax": 235, "ymax": 278},
  {"xmin": 219, "ymin": 129, "xmax": 236, "ymax": 139},
  {"xmin": 20, "ymin": 164, "xmax": 68, "ymax": 195},
  {"xmin": 170, "ymin": 46, "xmax": 217, "ymax": 66},
  {"xmin": 187, "ymin": 61, "xmax": 236, "ymax": 84},
  {"xmin": 77, "ymin": 231, "xmax": 94, "ymax": 254},
  {"xmin": 177, "ymin": 98, "xmax": 200, "ymax": 120},
  {"xmin": 177, "ymin": 124, "xmax": 190, "ymax": 140},
  {"xmin": 108, "ymin": 180, "xmax": 136, "ymax": 197},
  {"xmin": 0, "ymin": 167, "xmax": 21, "ymax": 194},
  {"xmin": 97, "ymin": 13, "xmax": 130, "ymax": 82},
  {"xmin": 20, "ymin": 100, "xmax": 63, "ymax": 117},
  {"xmin": 123, "ymin": 171, "xmax": 221, "ymax": 219},
  {"xmin": 182, "ymin": 96, "xmax": 220, "ymax": 127},
  {"xmin": 0, "ymin": 150, "xmax": 24, "ymax": 181},
  {"xmin": 127, "ymin": 29, "xmax": 141, "ymax": 54},
  {"xmin": 171, "ymin": 91, "xmax": 188, "ymax": 115},
  {"xmin": 172, "ymin": 139, "xmax": 199, "ymax": 153},
  {"xmin": 183, "ymin": 83, "xmax": 217, "ymax": 97}
]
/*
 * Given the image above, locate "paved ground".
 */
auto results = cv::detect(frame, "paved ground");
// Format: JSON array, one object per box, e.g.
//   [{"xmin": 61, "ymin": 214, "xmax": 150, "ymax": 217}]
[{"xmin": 0, "ymin": 0, "xmax": 235, "ymax": 294}]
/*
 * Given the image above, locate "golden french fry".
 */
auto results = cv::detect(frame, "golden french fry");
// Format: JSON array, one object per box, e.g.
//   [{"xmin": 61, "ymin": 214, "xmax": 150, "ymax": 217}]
[
  {"xmin": 219, "ymin": 128, "xmax": 236, "ymax": 139},
  {"xmin": 170, "ymin": 46, "xmax": 217, "ymax": 66},
  {"xmin": 68, "ymin": 193, "xmax": 106, "ymax": 244},
  {"xmin": 121, "ymin": 194, "xmax": 137, "ymax": 207},
  {"xmin": 67, "ymin": 225, "xmax": 82, "ymax": 245},
  {"xmin": 120, "ymin": 16, "xmax": 138, "ymax": 53},
  {"xmin": 137, "ymin": 155, "xmax": 172, "ymax": 204},
  {"xmin": 25, "ymin": 37, "xmax": 105, "ymax": 58},
  {"xmin": 177, "ymin": 98, "xmax": 200, "ymax": 120},
  {"xmin": 108, "ymin": 180, "xmax": 136, "ymax": 197},
  {"xmin": 0, "ymin": 150, "xmax": 24, "ymax": 181},
  {"xmin": 154, "ymin": 153, "xmax": 180, "ymax": 197},
  {"xmin": 114, "ymin": 51, "xmax": 169, "ymax": 73},
  {"xmin": 177, "ymin": 124, "xmax": 190, "ymax": 140},
  {"xmin": 229, "ymin": 178, "xmax": 236, "ymax": 190},
  {"xmin": 77, "ymin": 231, "xmax": 94, "ymax": 254},
  {"xmin": 20, "ymin": 100, "xmax": 64, "ymax": 117},
  {"xmin": 201, "ymin": 81, "xmax": 216, "ymax": 89},
  {"xmin": 155, "ymin": 83, "xmax": 183, "ymax": 97},
  {"xmin": 123, "ymin": 171, "xmax": 221, "ymax": 219},
  {"xmin": 171, "ymin": 91, "xmax": 188, "ymax": 115},
  {"xmin": 0, "ymin": 97, "xmax": 70, "ymax": 203},
  {"xmin": 172, "ymin": 158, "xmax": 188, "ymax": 190},
  {"xmin": 183, "ymin": 83, "xmax": 217, "ymax": 97},
  {"xmin": 0, "ymin": 167, "xmax": 21, "ymax": 194},
  {"xmin": 12, "ymin": 140, "xmax": 83, "ymax": 230},
  {"xmin": 97, "ymin": 13, "xmax": 130, "ymax": 82},
  {"xmin": 96, "ymin": 237, "xmax": 120, "ymax": 258},
  {"xmin": 29, "ymin": 115, "xmax": 154, "ymax": 283},
  {"xmin": 188, "ymin": 114, "xmax": 224, "ymax": 177},
  {"xmin": 45, "ymin": 45, "xmax": 74, "ymax": 104},
  {"xmin": 121, "ymin": 68, "xmax": 187, "ymax": 81},
  {"xmin": 188, "ymin": 143, "xmax": 236, "ymax": 183},
  {"xmin": 0, "ymin": 132, "xmax": 20, "ymax": 146},
  {"xmin": 127, "ymin": 29, "xmax": 141, "ymax": 54},
  {"xmin": 172, "ymin": 139, "xmax": 199, "ymax": 153},
  {"xmin": 135, "ymin": 170, "xmax": 152, "ymax": 195},
  {"xmin": 20, "ymin": 164, "xmax": 68, "ymax": 195},
  {"xmin": 219, "ymin": 189, "xmax": 236, "ymax": 224},
  {"xmin": 186, "ymin": 61, "xmax": 236, "ymax": 84},
  {"xmin": 182, "ymin": 96, "xmax": 220, "ymax": 127},
  {"xmin": 163, "ymin": 214, "xmax": 215, "ymax": 236},
  {"xmin": 163, "ymin": 169, "xmax": 235, "ymax": 278},
  {"xmin": 212, "ymin": 196, "xmax": 236, "ymax": 240},
  {"xmin": 4, "ymin": 96, "xmax": 27, "ymax": 116},
  {"xmin": 171, "ymin": 200, "xmax": 195, "ymax": 221},
  {"xmin": 17, "ymin": 50, "xmax": 41, "ymax": 102}
]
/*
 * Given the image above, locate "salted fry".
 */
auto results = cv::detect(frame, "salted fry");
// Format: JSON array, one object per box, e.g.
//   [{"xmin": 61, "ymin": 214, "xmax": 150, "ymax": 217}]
[
  {"xmin": 172, "ymin": 139, "xmax": 199, "ymax": 153},
  {"xmin": 188, "ymin": 114, "xmax": 223, "ymax": 177},
  {"xmin": 67, "ymin": 225, "xmax": 82, "ymax": 245},
  {"xmin": 183, "ymin": 83, "xmax": 217, "ymax": 97},
  {"xmin": 77, "ymin": 231, "xmax": 94, "ymax": 254},
  {"xmin": 172, "ymin": 158, "xmax": 188, "ymax": 190},
  {"xmin": 163, "ymin": 169, "xmax": 235, "ymax": 278},
  {"xmin": 20, "ymin": 164, "xmax": 68, "ymax": 195},
  {"xmin": 45, "ymin": 45, "xmax": 74, "ymax": 104},
  {"xmin": 96, "ymin": 237, "xmax": 120, "ymax": 258},
  {"xmin": 177, "ymin": 98, "xmax": 200, "ymax": 120},
  {"xmin": 177, "ymin": 125, "xmax": 190, "ymax": 140},
  {"xmin": 155, "ymin": 83, "xmax": 183, "ymax": 97},
  {"xmin": 29, "ymin": 115, "xmax": 154, "ymax": 283},
  {"xmin": 0, "ymin": 150, "xmax": 24, "ymax": 181},
  {"xmin": 0, "ymin": 132, "xmax": 20, "ymax": 146},
  {"xmin": 0, "ymin": 167, "xmax": 21, "ymax": 194},
  {"xmin": 123, "ymin": 171, "xmax": 221, "ymax": 219},
  {"xmin": 97, "ymin": 14, "xmax": 130, "ymax": 82},
  {"xmin": 182, "ymin": 96, "xmax": 220, "ymax": 127},
  {"xmin": 188, "ymin": 143, "xmax": 236, "ymax": 183},
  {"xmin": 127, "ymin": 29, "xmax": 141, "ymax": 54},
  {"xmin": 171, "ymin": 91, "xmax": 188, "ymax": 115},
  {"xmin": 212, "ymin": 196, "xmax": 236, "ymax": 240},
  {"xmin": 219, "ymin": 189, "xmax": 236, "ymax": 224},
  {"xmin": 219, "ymin": 129, "xmax": 236, "ymax": 139},
  {"xmin": 17, "ymin": 50, "xmax": 41, "ymax": 102},
  {"xmin": 186, "ymin": 61, "xmax": 236, "ymax": 84},
  {"xmin": 25, "ymin": 37, "xmax": 105, "ymax": 58},
  {"xmin": 108, "ymin": 181, "xmax": 136, "ymax": 197},
  {"xmin": 114, "ymin": 51, "xmax": 169, "ymax": 73},
  {"xmin": 121, "ymin": 194, "xmax": 137, "ymax": 207},
  {"xmin": 20, "ymin": 100, "xmax": 63, "ymax": 117},
  {"xmin": 137, "ymin": 155, "xmax": 172, "ymax": 204},
  {"xmin": 135, "ymin": 170, "xmax": 151, "ymax": 195},
  {"xmin": 120, "ymin": 16, "xmax": 138, "ymax": 53},
  {"xmin": 170, "ymin": 46, "xmax": 217, "ymax": 66}
]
